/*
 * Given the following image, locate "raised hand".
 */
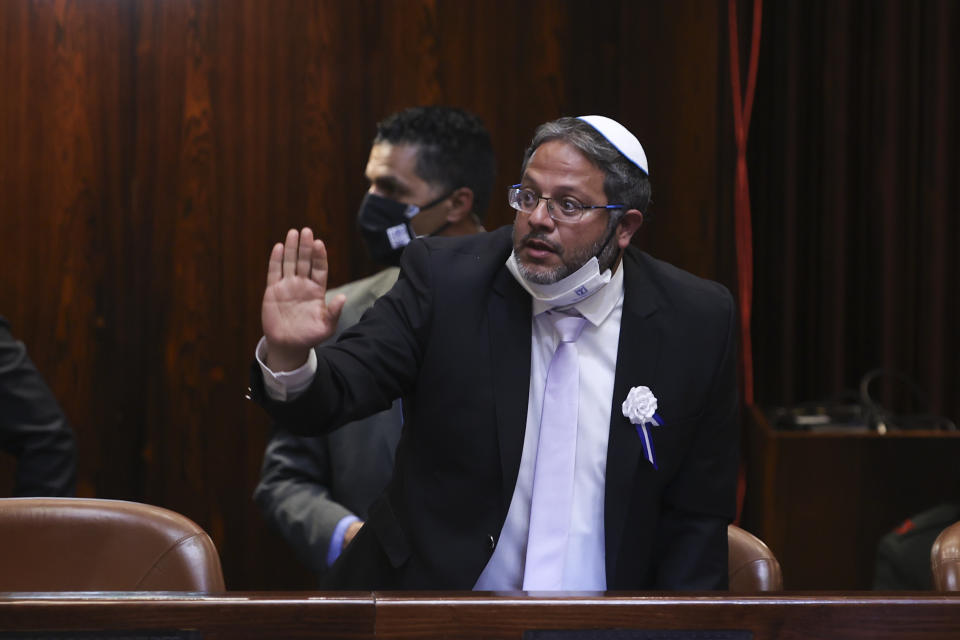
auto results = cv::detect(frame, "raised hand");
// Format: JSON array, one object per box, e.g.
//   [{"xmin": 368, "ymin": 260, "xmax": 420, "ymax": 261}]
[{"xmin": 261, "ymin": 227, "xmax": 346, "ymax": 372}]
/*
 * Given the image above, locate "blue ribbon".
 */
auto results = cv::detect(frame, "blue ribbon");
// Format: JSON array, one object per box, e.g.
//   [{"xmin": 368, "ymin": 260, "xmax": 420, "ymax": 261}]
[{"xmin": 633, "ymin": 413, "xmax": 664, "ymax": 470}]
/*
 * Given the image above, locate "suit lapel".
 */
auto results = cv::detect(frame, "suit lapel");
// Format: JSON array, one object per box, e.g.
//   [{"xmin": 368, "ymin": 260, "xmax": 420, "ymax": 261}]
[
  {"xmin": 489, "ymin": 265, "xmax": 533, "ymax": 510},
  {"xmin": 604, "ymin": 249, "xmax": 662, "ymax": 581}
]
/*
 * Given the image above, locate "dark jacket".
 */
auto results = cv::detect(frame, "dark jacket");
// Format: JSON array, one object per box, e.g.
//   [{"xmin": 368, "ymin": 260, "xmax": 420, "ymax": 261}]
[{"xmin": 0, "ymin": 316, "xmax": 76, "ymax": 496}]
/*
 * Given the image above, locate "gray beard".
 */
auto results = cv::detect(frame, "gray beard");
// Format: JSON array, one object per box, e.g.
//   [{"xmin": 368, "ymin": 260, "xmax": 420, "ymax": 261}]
[{"xmin": 516, "ymin": 225, "xmax": 620, "ymax": 285}]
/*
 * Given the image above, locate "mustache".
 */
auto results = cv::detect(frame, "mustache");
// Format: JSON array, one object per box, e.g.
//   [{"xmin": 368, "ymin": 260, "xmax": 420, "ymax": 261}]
[{"xmin": 518, "ymin": 231, "xmax": 562, "ymax": 255}]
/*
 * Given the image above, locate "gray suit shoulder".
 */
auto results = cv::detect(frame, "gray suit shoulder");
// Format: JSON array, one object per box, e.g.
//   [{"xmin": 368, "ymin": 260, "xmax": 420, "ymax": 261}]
[
  {"xmin": 327, "ymin": 266, "xmax": 401, "ymax": 304},
  {"xmin": 327, "ymin": 267, "xmax": 401, "ymax": 331}
]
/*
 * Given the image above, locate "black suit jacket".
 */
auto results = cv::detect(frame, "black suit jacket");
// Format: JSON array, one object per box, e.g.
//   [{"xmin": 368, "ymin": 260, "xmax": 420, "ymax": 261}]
[
  {"xmin": 251, "ymin": 225, "xmax": 738, "ymax": 590},
  {"xmin": 0, "ymin": 316, "xmax": 76, "ymax": 497}
]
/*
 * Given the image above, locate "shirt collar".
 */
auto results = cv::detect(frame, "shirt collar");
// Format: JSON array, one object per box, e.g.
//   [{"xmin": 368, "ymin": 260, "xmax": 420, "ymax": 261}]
[{"xmin": 532, "ymin": 260, "xmax": 624, "ymax": 327}]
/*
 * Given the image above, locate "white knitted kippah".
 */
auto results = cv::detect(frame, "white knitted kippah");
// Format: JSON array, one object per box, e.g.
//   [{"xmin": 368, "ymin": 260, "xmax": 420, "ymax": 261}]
[{"xmin": 577, "ymin": 115, "xmax": 649, "ymax": 176}]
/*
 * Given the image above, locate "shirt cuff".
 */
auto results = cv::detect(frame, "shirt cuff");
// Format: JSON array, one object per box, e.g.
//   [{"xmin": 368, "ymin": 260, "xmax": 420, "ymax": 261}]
[
  {"xmin": 255, "ymin": 336, "xmax": 318, "ymax": 402},
  {"xmin": 327, "ymin": 514, "xmax": 361, "ymax": 568}
]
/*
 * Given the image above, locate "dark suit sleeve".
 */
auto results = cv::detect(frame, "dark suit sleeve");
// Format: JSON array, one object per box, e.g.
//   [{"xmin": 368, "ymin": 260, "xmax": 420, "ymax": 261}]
[
  {"xmin": 0, "ymin": 317, "xmax": 77, "ymax": 497},
  {"xmin": 254, "ymin": 427, "xmax": 351, "ymax": 574},
  {"xmin": 250, "ymin": 240, "xmax": 432, "ymax": 434},
  {"xmin": 653, "ymin": 290, "xmax": 739, "ymax": 590}
]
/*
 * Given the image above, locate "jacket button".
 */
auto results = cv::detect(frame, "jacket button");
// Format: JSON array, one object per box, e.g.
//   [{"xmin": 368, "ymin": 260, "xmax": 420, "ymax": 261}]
[{"xmin": 488, "ymin": 534, "xmax": 496, "ymax": 550}]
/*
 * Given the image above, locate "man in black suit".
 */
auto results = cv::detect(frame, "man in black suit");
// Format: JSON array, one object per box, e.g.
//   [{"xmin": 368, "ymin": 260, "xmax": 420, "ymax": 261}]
[
  {"xmin": 250, "ymin": 115, "xmax": 738, "ymax": 590},
  {"xmin": 254, "ymin": 106, "xmax": 494, "ymax": 578},
  {"xmin": 1, "ymin": 315, "xmax": 76, "ymax": 496}
]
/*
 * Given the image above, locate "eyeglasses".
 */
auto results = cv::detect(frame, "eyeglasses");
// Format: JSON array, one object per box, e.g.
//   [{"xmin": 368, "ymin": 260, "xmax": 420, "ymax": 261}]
[{"xmin": 507, "ymin": 184, "xmax": 623, "ymax": 222}]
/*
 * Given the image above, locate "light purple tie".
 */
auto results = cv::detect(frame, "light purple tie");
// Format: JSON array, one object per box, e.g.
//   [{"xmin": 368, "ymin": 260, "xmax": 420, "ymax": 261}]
[{"xmin": 523, "ymin": 311, "xmax": 588, "ymax": 590}]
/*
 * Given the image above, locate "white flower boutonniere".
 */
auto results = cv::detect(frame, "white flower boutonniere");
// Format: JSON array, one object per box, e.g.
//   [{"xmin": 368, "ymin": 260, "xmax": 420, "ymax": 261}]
[{"xmin": 621, "ymin": 386, "xmax": 665, "ymax": 469}]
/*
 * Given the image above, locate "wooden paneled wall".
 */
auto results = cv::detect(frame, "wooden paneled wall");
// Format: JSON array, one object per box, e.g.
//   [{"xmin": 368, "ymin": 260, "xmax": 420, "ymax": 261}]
[{"xmin": 0, "ymin": 0, "xmax": 729, "ymax": 588}]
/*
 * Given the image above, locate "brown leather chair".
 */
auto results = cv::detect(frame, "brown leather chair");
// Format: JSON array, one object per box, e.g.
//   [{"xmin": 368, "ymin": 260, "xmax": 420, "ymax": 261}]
[
  {"xmin": 0, "ymin": 497, "xmax": 225, "ymax": 591},
  {"xmin": 931, "ymin": 520, "xmax": 960, "ymax": 591},
  {"xmin": 728, "ymin": 524, "xmax": 782, "ymax": 591}
]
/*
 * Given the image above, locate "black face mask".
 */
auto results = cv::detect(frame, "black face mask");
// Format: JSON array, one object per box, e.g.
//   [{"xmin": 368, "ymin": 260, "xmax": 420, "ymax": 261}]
[{"xmin": 356, "ymin": 192, "xmax": 451, "ymax": 266}]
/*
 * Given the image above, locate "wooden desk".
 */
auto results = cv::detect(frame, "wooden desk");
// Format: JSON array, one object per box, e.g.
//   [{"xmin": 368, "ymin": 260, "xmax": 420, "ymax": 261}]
[
  {"xmin": 0, "ymin": 592, "xmax": 372, "ymax": 639},
  {"xmin": 742, "ymin": 405, "xmax": 960, "ymax": 589},
  {"xmin": 1, "ymin": 592, "xmax": 959, "ymax": 639}
]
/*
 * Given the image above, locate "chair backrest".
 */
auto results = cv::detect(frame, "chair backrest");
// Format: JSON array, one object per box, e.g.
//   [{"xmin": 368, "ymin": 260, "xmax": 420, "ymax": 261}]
[
  {"xmin": 0, "ymin": 497, "xmax": 225, "ymax": 591},
  {"xmin": 728, "ymin": 524, "xmax": 782, "ymax": 591},
  {"xmin": 931, "ymin": 520, "xmax": 960, "ymax": 591}
]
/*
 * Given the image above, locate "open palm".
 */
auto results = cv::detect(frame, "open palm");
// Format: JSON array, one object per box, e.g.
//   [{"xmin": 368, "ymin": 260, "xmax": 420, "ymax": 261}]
[{"xmin": 261, "ymin": 227, "xmax": 345, "ymax": 371}]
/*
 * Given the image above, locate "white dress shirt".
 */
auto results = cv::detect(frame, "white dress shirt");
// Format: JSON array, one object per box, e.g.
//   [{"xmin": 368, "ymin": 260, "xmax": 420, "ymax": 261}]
[{"xmin": 474, "ymin": 262, "xmax": 624, "ymax": 591}]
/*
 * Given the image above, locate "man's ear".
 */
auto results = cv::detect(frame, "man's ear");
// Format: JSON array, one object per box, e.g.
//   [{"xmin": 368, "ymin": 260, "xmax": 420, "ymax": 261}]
[
  {"xmin": 445, "ymin": 187, "xmax": 476, "ymax": 223},
  {"xmin": 616, "ymin": 209, "xmax": 644, "ymax": 249}
]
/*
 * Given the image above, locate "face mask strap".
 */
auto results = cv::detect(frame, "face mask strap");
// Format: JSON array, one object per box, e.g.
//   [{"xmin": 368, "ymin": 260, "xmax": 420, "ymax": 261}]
[
  {"xmin": 410, "ymin": 190, "xmax": 455, "ymax": 237},
  {"xmin": 593, "ymin": 212, "xmax": 623, "ymax": 272},
  {"xmin": 406, "ymin": 189, "xmax": 453, "ymax": 216},
  {"xmin": 421, "ymin": 220, "xmax": 451, "ymax": 238}
]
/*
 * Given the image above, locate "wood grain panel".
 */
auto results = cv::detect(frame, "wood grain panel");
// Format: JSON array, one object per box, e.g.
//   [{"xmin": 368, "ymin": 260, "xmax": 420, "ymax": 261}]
[{"xmin": 0, "ymin": 0, "xmax": 143, "ymax": 499}]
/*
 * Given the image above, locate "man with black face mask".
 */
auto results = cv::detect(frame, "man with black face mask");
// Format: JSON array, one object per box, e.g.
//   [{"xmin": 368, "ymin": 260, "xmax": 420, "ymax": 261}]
[{"xmin": 254, "ymin": 106, "xmax": 494, "ymax": 580}]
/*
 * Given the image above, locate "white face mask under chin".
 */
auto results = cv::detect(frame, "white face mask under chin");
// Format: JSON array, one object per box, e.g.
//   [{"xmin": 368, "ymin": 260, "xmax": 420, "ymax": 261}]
[{"xmin": 506, "ymin": 252, "xmax": 612, "ymax": 308}]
